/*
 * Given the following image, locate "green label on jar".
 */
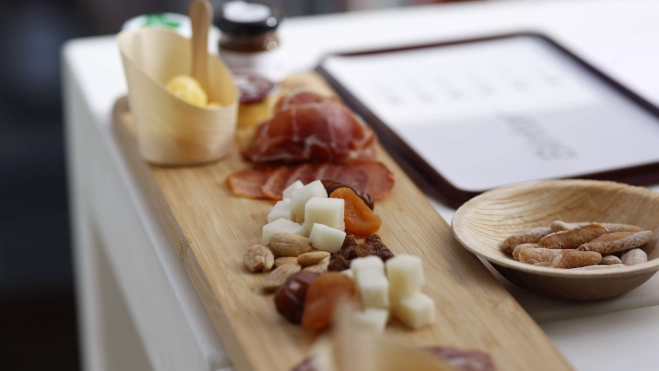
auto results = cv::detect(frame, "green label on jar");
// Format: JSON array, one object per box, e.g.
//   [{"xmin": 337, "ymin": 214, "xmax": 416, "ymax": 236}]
[{"xmin": 143, "ymin": 13, "xmax": 180, "ymax": 29}]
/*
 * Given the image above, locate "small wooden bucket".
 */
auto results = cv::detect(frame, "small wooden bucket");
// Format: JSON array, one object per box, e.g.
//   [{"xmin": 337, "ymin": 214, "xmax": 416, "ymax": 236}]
[{"xmin": 117, "ymin": 27, "xmax": 238, "ymax": 165}]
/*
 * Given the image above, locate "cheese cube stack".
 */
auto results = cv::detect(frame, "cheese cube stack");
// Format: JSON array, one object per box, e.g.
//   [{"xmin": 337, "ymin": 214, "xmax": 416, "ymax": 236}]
[
  {"xmin": 290, "ymin": 180, "xmax": 328, "ymax": 221},
  {"xmin": 385, "ymin": 254, "xmax": 435, "ymax": 330},
  {"xmin": 262, "ymin": 218, "xmax": 305, "ymax": 245},
  {"xmin": 267, "ymin": 199, "xmax": 294, "ymax": 223},
  {"xmin": 351, "ymin": 256, "xmax": 384, "ymax": 277},
  {"xmin": 386, "ymin": 254, "xmax": 424, "ymax": 300},
  {"xmin": 353, "ymin": 308, "xmax": 389, "ymax": 334},
  {"xmin": 392, "ymin": 293, "xmax": 435, "ymax": 330},
  {"xmin": 356, "ymin": 270, "xmax": 389, "ymax": 309},
  {"xmin": 282, "ymin": 180, "xmax": 303, "ymax": 200},
  {"xmin": 309, "ymin": 223, "xmax": 346, "ymax": 253},
  {"xmin": 303, "ymin": 197, "xmax": 344, "ymax": 232}
]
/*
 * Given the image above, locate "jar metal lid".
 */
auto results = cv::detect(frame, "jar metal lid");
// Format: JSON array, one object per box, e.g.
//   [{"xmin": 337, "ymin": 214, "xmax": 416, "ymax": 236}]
[{"xmin": 216, "ymin": 1, "xmax": 283, "ymax": 36}]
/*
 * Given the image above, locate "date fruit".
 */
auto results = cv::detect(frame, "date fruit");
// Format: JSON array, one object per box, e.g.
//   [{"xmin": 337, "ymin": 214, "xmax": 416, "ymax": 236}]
[{"xmin": 275, "ymin": 272, "xmax": 320, "ymax": 324}]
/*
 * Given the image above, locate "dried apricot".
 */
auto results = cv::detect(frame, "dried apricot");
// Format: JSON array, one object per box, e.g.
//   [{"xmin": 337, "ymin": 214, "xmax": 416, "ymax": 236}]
[
  {"xmin": 330, "ymin": 188, "xmax": 382, "ymax": 235},
  {"xmin": 302, "ymin": 272, "xmax": 355, "ymax": 331},
  {"xmin": 321, "ymin": 180, "xmax": 374, "ymax": 210}
]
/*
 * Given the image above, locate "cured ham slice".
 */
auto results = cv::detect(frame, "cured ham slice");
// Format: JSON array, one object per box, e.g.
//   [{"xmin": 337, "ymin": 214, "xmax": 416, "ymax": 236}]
[
  {"xmin": 242, "ymin": 90, "xmax": 377, "ymax": 163},
  {"xmin": 226, "ymin": 168, "xmax": 273, "ymax": 199},
  {"xmin": 226, "ymin": 162, "xmax": 394, "ymax": 201}
]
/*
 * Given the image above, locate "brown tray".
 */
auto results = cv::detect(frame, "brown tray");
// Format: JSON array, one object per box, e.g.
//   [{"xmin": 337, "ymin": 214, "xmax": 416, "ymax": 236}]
[{"xmin": 111, "ymin": 84, "xmax": 570, "ymax": 370}]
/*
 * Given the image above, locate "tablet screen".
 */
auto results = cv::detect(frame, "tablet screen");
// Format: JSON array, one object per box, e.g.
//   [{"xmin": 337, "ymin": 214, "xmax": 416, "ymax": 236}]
[{"xmin": 321, "ymin": 35, "xmax": 659, "ymax": 192}]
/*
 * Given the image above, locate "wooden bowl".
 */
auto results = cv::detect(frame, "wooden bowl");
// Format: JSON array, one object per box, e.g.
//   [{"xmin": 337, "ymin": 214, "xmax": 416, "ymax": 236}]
[
  {"xmin": 452, "ymin": 180, "xmax": 659, "ymax": 300},
  {"xmin": 117, "ymin": 28, "xmax": 238, "ymax": 165}
]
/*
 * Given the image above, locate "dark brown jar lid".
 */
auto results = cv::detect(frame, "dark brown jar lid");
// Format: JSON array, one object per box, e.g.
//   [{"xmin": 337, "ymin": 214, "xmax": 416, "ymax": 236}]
[
  {"xmin": 234, "ymin": 72, "xmax": 276, "ymax": 104},
  {"xmin": 216, "ymin": 1, "xmax": 283, "ymax": 37}
]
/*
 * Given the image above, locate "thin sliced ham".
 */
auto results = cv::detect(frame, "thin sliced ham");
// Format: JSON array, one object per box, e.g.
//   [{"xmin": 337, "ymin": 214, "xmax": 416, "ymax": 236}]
[
  {"xmin": 242, "ymin": 90, "xmax": 377, "ymax": 163},
  {"xmin": 227, "ymin": 162, "xmax": 394, "ymax": 201},
  {"xmin": 226, "ymin": 168, "xmax": 272, "ymax": 199}
]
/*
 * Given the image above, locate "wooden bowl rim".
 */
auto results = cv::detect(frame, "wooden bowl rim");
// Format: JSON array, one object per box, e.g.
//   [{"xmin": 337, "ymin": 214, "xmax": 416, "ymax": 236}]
[{"xmin": 452, "ymin": 179, "xmax": 659, "ymax": 278}]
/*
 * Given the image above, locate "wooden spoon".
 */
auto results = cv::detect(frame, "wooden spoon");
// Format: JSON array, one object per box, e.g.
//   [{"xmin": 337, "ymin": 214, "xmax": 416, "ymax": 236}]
[{"xmin": 188, "ymin": 0, "xmax": 212, "ymax": 93}]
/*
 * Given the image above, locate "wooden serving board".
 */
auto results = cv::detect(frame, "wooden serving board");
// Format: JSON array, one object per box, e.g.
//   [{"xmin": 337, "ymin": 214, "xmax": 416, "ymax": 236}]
[{"xmin": 112, "ymin": 83, "xmax": 571, "ymax": 370}]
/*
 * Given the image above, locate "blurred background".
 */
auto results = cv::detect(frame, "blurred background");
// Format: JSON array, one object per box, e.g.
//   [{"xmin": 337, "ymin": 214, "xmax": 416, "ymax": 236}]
[{"xmin": 0, "ymin": 0, "xmax": 561, "ymax": 369}]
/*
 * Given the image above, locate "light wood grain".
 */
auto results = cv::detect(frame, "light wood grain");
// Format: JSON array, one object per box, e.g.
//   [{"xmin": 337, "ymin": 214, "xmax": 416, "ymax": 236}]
[
  {"xmin": 112, "ymin": 94, "xmax": 570, "ymax": 370},
  {"xmin": 117, "ymin": 27, "xmax": 237, "ymax": 165},
  {"xmin": 452, "ymin": 180, "xmax": 659, "ymax": 300}
]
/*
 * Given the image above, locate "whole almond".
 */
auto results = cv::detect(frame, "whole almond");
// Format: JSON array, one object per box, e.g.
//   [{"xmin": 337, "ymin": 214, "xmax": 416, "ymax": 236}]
[
  {"xmin": 274, "ymin": 257, "xmax": 298, "ymax": 267},
  {"xmin": 262, "ymin": 264, "xmax": 302, "ymax": 292},
  {"xmin": 577, "ymin": 231, "xmax": 652, "ymax": 254},
  {"xmin": 268, "ymin": 233, "xmax": 312, "ymax": 257},
  {"xmin": 621, "ymin": 248, "xmax": 648, "ymax": 266},
  {"xmin": 538, "ymin": 223, "xmax": 608, "ymax": 249},
  {"xmin": 297, "ymin": 251, "xmax": 331, "ymax": 266},
  {"xmin": 502, "ymin": 227, "xmax": 552, "ymax": 252}
]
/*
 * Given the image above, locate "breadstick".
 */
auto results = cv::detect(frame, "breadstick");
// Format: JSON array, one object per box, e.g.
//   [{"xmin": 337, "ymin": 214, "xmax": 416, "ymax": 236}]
[
  {"xmin": 577, "ymin": 231, "xmax": 652, "ymax": 254},
  {"xmin": 512, "ymin": 243, "xmax": 537, "ymax": 261},
  {"xmin": 621, "ymin": 248, "xmax": 648, "ymax": 266},
  {"xmin": 518, "ymin": 247, "xmax": 601, "ymax": 268},
  {"xmin": 550, "ymin": 220, "xmax": 643, "ymax": 233},
  {"xmin": 599, "ymin": 255, "xmax": 622, "ymax": 265},
  {"xmin": 538, "ymin": 223, "xmax": 607, "ymax": 249},
  {"xmin": 502, "ymin": 227, "xmax": 552, "ymax": 252}
]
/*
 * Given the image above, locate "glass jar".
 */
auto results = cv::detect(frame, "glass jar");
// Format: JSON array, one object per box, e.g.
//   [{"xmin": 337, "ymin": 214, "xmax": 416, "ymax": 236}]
[{"xmin": 217, "ymin": 1, "xmax": 284, "ymax": 80}]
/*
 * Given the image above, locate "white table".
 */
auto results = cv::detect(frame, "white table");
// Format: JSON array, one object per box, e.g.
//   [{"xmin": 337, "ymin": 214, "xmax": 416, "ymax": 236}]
[{"xmin": 63, "ymin": 1, "xmax": 659, "ymax": 370}]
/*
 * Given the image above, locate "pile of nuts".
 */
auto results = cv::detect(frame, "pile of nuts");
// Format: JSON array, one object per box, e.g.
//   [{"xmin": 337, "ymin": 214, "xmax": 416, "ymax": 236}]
[
  {"xmin": 243, "ymin": 232, "xmax": 332, "ymax": 292},
  {"xmin": 503, "ymin": 220, "xmax": 653, "ymax": 269}
]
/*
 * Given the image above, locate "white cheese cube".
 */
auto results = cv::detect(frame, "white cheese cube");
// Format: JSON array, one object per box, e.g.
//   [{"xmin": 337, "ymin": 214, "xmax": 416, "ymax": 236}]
[
  {"xmin": 302, "ymin": 197, "xmax": 344, "ymax": 232},
  {"xmin": 357, "ymin": 270, "xmax": 390, "ymax": 309},
  {"xmin": 267, "ymin": 199, "xmax": 294, "ymax": 223},
  {"xmin": 290, "ymin": 180, "xmax": 328, "ymax": 221},
  {"xmin": 354, "ymin": 308, "xmax": 389, "ymax": 334},
  {"xmin": 262, "ymin": 219, "xmax": 306, "ymax": 245},
  {"xmin": 351, "ymin": 256, "xmax": 384, "ymax": 277},
  {"xmin": 282, "ymin": 180, "xmax": 304, "ymax": 200},
  {"xmin": 392, "ymin": 292, "xmax": 435, "ymax": 330},
  {"xmin": 386, "ymin": 254, "xmax": 424, "ymax": 300},
  {"xmin": 308, "ymin": 224, "xmax": 346, "ymax": 253}
]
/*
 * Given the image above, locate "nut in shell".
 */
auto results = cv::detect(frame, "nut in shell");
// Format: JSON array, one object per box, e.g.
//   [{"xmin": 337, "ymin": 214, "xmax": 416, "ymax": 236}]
[{"xmin": 243, "ymin": 245, "xmax": 274, "ymax": 272}]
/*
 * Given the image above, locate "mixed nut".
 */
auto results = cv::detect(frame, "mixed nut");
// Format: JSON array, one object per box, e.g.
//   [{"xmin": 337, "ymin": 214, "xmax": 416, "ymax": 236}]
[{"xmin": 503, "ymin": 221, "xmax": 652, "ymax": 269}]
